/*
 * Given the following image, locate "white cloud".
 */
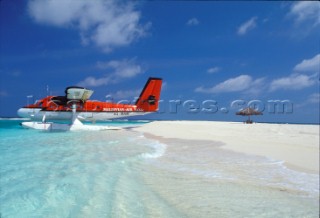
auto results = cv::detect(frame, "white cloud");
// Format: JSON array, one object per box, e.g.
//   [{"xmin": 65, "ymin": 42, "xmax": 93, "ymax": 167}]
[
  {"xmin": 77, "ymin": 76, "xmax": 110, "ymax": 87},
  {"xmin": 78, "ymin": 59, "xmax": 143, "ymax": 87},
  {"xmin": 96, "ymin": 59, "xmax": 143, "ymax": 79},
  {"xmin": 108, "ymin": 89, "xmax": 141, "ymax": 99},
  {"xmin": 289, "ymin": 1, "xmax": 320, "ymax": 26},
  {"xmin": 237, "ymin": 17, "xmax": 257, "ymax": 35},
  {"xmin": 186, "ymin": 18, "xmax": 200, "ymax": 26},
  {"xmin": 269, "ymin": 54, "xmax": 319, "ymax": 92},
  {"xmin": 244, "ymin": 77, "xmax": 266, "ymax": 96},
  {"xmin": 162, "ymin": 81, "xmax": 167, "ymax": 90},
  {"xmin": 196, "ymin": 54, "xmax": 319, "ymax": 95},
  {"xmin": 307, "ymin": 93, "xmax": 320, "ymax": 104},
  {"xmin": 269, "ymin": 74, "xmax": 316, "ymax": 91},
  {"xmin": 207, "ymin": 67, "xmax": 220, "ymax": 74},
  {"xmin": 195, "ymin": 75, "xmax": 262, "ymax": 93},
  {"xmin": 294, "ymin": 54, "xmax": 320, "ymax": 73},
  {"xmin": 28, "ymin": 0, "xmax": 148, "ymax": 52}
]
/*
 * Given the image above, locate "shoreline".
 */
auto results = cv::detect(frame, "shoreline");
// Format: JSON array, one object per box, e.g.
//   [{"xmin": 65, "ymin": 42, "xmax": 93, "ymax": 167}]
[{"xmin": 135, "ymin": 121, "xmax": 319, "ymax": 175}]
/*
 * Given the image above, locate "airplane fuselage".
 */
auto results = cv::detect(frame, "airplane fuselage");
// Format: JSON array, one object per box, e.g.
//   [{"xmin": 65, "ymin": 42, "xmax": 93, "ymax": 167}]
[
  {"xmin": 17, "ymin": 108, "xmax": 148, "ymax": 121},
  {"xmin": 17, "ymin": 78, "xmax": 162, "ymax": 121},
  {"xmin": 18, "ymin": 97, "xmax": 148, "ymax": 121}
]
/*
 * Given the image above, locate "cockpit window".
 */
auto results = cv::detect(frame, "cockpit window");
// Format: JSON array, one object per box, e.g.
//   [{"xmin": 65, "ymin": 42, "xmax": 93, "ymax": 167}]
[{"xmin": 36, "ymin": 101, "xmax": 43, "ymax": 107}]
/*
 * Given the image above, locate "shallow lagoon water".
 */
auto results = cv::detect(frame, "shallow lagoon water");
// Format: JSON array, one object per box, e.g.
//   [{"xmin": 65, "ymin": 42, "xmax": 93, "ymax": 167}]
[{"xmin": 0, "ymin": 120, "xmax": 319, "ymax": 217}]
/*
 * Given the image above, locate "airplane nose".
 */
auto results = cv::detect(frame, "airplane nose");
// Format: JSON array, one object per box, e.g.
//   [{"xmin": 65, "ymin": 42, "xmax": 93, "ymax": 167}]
[{"xmin": 17, "ymin": 108, "xmax": 28, "ymax": 118}]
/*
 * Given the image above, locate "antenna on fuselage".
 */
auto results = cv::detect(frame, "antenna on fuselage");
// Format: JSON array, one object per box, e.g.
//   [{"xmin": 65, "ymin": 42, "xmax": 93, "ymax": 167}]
[
  {"xmin": 27, "ymin": 95, "xmax": 33, "ymax": 105},
  {"xmin": 46, "ymin": 85, "xmax": 49, "ymax": 97}
]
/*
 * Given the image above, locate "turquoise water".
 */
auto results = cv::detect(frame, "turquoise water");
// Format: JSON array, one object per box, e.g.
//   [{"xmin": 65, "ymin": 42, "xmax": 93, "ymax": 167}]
[
  {"xmin": 0, "ymin": 119, "xmax": 319, "ymax": 217},
  {"xmin": 0, "ymin": 119, "xmax": 164, "ymax": 217}
]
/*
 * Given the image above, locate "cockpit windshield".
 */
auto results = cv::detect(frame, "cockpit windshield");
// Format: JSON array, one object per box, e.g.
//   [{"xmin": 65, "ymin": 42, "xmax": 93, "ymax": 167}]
[{"xmin": 35, "ymin": 100, "xmax": 43, "ymax": 107}]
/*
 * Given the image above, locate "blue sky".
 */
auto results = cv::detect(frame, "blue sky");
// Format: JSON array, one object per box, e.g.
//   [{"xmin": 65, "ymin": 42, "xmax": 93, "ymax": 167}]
[{"xmin": 0, "ymin": 1, "xmax": 319, "ymax": 123}]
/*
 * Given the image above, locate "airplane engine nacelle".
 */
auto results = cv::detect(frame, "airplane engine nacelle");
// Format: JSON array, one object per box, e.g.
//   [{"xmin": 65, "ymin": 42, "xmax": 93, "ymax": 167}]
[{"xmin": 65, "ymin": 86, "xmax": 93, "ymax": 102}]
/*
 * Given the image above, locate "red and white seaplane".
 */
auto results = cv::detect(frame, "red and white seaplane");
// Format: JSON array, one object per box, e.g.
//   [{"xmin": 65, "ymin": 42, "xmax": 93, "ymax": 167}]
[{"xmin": 18, "ymin": 77, "xmax": 162, "ymax": 131}]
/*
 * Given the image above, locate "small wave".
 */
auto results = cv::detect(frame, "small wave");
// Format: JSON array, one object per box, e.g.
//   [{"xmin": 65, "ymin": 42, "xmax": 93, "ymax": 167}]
[
  {"xmin": 140, "ymin": 142, "xmax": 167, "ymax": 159},
  {"xmin": 135, "ymin": 120, "xmax": 150, "ymax": 123},
  {"xmin": 0, "ymin": 117, "xmax": 30, "ymax": 120},
  {"xmin": 234, "ymin": 156, "xmax": 319, "ymax": 196}
]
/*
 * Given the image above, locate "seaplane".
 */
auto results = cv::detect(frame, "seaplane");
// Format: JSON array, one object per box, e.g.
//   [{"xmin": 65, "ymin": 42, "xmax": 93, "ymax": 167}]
[{"xmin": 18, "ymin": 77, "xmax": 162, "ymax": 131}]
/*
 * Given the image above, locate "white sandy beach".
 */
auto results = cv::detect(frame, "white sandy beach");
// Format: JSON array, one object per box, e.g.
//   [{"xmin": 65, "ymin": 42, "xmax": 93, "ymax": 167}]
[{"xmin": 136, "ymin": 121, "xmax": 319, "ymax": 174}]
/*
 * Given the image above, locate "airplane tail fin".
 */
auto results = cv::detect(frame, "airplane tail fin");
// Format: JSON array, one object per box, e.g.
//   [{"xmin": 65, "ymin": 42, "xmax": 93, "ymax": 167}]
[{"xmin": 135, "ymin": 77, "xmax": 162, "ymax": 112}]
